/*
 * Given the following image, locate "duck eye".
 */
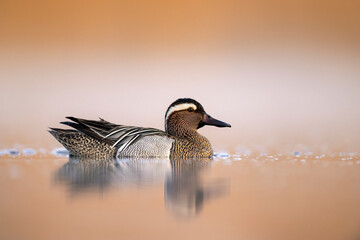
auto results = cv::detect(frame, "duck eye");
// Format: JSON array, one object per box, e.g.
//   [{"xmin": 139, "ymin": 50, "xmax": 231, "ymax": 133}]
[{"xmin": 187, "ymin": 107, "xmax": 195, "ymax": 112}]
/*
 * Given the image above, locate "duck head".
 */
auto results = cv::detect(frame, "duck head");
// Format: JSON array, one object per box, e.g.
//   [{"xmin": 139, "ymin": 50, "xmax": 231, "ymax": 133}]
[{"xmin": 165, "ymin": 98, "xmax": 231, "ymax": 136}]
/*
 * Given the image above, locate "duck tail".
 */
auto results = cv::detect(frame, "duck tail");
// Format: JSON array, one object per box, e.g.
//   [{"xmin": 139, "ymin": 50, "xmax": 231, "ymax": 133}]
[
  {"xmin": 48, "ymin": 128, "xmax": 114, "ymax": 157},
  {"xmin": 48, "ymin": 128, "xmax": 79, "ymax": 153}
]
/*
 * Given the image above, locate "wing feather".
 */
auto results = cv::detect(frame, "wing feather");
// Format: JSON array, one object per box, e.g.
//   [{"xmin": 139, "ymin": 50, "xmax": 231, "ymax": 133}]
[{"xmin": 61, "ymin": 117, "xmax": 168, "ymax": 151}]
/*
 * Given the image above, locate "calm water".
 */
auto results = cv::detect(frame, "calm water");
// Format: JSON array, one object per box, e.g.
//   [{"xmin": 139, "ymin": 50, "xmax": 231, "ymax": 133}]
[{"xmin": 1, "ymin": 148, "xmax": 360, "ymax": 240}]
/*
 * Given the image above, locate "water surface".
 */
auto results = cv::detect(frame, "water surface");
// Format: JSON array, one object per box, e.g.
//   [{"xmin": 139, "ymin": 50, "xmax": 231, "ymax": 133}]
[{"xmin": 1, "ymin": 148, "xmax": 360, "ymax": 240}]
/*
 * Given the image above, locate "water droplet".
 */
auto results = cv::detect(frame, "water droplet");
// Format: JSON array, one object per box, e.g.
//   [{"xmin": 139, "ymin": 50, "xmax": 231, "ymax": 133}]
[
  {"xmin": 22, "ymin": 149, "xmax": 36, "ymax": 156},
  {"xmin": 293, "ymin": 151, "xmax": 301, "ymax": 157},
  {"xmin": 51, "ymin": 148, "xmax": 69, "ymax": 157},
  {"xmin": 7, "ymin": 149, "xmax": 20, "ymax": 157},
  {"xmin": 218, "ymin": 153, "xmax": 230, "ymax": 158}
]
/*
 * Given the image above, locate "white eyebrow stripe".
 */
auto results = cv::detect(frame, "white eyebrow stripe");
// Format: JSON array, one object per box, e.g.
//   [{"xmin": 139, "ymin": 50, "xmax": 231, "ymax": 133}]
[{"xmin": 165, "ymin": 103, "xmax": 197, "ymax": 120}]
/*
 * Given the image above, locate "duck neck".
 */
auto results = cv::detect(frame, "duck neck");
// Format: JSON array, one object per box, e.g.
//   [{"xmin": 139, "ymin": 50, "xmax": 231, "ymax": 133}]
[
  {"xmin": 166, "ymin": 119, "xmax": 199, "ymax": 139},
  {"xmin": 166, "ymin": 124, "xmax": 199, "ymax": 139}
]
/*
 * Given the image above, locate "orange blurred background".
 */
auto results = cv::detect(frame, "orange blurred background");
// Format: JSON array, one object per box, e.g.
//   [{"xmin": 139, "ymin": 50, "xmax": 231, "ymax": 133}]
[{"xmin": 0, "ymin": 0, "xmax": 359, "ymax": 152}]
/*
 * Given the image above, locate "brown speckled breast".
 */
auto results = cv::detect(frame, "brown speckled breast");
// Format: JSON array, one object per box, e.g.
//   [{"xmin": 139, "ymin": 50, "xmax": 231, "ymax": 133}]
[{"xmin": 170, "ymin": 133, "xmax": 213, "ymax": 159}]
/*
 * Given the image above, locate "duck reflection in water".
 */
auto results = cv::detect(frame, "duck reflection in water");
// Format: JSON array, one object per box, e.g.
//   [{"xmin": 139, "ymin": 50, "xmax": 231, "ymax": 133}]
[
  {"xmin": 55, "ymin": 157, "xmax": 229, "ymax": 218},
  {"xmin": 165, "ymin": 160, "xmax": 229, "ymax": 218}
]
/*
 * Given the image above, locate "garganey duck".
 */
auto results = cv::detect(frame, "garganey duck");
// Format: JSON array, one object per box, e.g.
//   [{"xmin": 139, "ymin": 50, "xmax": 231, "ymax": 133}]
[{"xmin": 49, "ymin": 98, "xmax": 231, "ymax": 159}]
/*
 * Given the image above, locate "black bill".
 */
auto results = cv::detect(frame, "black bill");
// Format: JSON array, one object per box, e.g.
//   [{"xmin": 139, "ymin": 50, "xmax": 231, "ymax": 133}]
[{"xmin": 198, "ymin": 114, "xmax": 231, "ymax": 129}]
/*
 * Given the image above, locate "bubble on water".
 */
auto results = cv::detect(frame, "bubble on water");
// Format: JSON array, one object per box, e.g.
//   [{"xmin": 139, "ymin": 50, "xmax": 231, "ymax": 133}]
[
  {"xmin": 300, "ymin": 159, "xmax": 306, "ymax": 163},
  {"xmin": 293, "ymin": 151, "xmax": 301, "ymax": 157},
  {"xmin": 274, "ymin": 158, "xmax": 279, "ymax": 160},
  {"xmin": 22, "ymin": 149, "xmax": 36, "ymax": 156},
  {"xmin": 51, "ymin": 148, "xmax": 69, "ymax": 157},
  {"xmin": 6, "ymin": 149, "xmax": 20, "ymax": 157},
  {"xmin": 233, "ymin": 157, "xmax": 242, "ymax": 161},
  {"xmin": 218, "ymin": 152, "xmax": 230, "ymax": 158},
  {"xmin": 341, "ymin": 158, "xmax": 346, "ymax": 161}
]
